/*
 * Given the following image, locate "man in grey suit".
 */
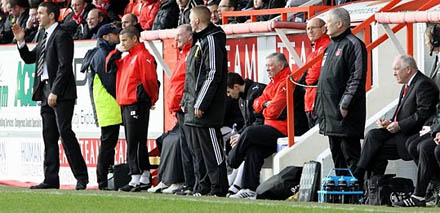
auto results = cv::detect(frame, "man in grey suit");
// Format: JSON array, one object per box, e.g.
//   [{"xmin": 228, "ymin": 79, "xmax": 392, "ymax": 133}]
[{"xmin": 12, "ymin": 2, "xmax": 88, "ymax": 190}]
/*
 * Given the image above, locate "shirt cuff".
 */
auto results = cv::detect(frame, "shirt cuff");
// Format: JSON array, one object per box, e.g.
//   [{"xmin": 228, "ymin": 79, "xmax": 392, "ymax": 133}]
[{"xmin": 17, "ymin": 41, "xmax": 25, "ymax": 49}]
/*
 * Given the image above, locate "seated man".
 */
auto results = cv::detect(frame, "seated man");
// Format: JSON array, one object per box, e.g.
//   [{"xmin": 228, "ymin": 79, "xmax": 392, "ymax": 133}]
[
  {"xmin": 226, "ymin": 72, "xmax": 266, "ymax": 196},
  {"xmin": 355, "ymin": 55, "xmax": 439, "ymax": 180},
  {"xmin": 73, "ymin": 8, "xmax": 108, "ymax": 40},
  {"xmin": 61, "ymin": 0, "xmax": 95, "ymax": 34},
  {"xmin": 227, "ymin": 53, "xmax": 289, "ymax": 199}
]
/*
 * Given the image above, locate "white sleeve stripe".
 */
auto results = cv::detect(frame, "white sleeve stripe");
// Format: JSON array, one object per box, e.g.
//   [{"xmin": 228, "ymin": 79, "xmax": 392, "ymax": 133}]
[{"xmin": 195, "ymin": 35, "xmax": 216, "ymax": 108}]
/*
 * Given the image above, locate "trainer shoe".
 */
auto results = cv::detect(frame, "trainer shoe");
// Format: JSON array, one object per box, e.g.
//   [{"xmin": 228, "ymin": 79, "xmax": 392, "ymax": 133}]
[
  {"xmin": 174, "ymin": 185, "xmax": 193, "ymax": 195},
  {"xmin": 162, "ymin": 184, "xmax": 182, "ymax": 194},
  {"xmin": 392, "ymin": 196, "xmax": 426, "ymax": 207},
  {"xmin": 226, "ymin": 184, "xmax": 241, "ymax": 197},
  {"xmin": 119, "ymin": 184, "xmax": 141, "ymax": 192},
  {"xmin": 147, "ymin": 182, "xmax": 168, "ymax": 193},
  {"xmin": 229, "ymin": 189, "xmax": 257, "ymax": 199}
]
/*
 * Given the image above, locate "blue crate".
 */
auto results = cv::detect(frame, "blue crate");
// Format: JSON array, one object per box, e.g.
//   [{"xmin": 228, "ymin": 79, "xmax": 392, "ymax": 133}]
[{"xmin": 317, "ymin": 168, "xmax": 364, "ymax": 204}]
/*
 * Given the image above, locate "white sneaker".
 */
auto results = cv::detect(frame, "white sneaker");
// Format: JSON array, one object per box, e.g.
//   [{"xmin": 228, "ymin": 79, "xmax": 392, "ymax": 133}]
[
  {"xmin": 229, "ymin": 189, "xmax": 256, "ymax": 199},
  {"xmin": 147, "ymin": 182, "xmax": 168, "ymax": 193},
  {"xmin": 162, "ymin": 184, "xmax": 182, "ymax": 194}
]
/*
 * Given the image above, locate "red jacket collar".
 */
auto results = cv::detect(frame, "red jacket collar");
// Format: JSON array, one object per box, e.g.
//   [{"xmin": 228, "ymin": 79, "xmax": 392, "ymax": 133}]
[
  {"xmin": 272, "ymin": 67, "xmax": 291, "ymax": 82},
  {"xmin": 128, "ymin": 42, "xmax": 146, "ymax": 54}
]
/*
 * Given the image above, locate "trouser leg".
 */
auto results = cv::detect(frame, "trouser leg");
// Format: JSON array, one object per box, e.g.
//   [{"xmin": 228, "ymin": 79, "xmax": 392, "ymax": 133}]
[
  {"xmin": 96, "ymin": 124, "xmax": 120, "ymax": 189},
  {"xmin": 177, "ymin": 112, "xmax": 195, "ymax": 188},
  {"xmin": 122, "ymin": 103, "xmax": 150, "ymax": 175}
]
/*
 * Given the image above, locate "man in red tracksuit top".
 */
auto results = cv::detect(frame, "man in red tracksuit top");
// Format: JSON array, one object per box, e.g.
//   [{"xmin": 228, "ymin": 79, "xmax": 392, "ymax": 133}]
[
  {"xmin": 304, "ymin": 17, "xmax": 330, "ymax": 128},
  {"xmin": 167, "ymin": 24, "xmax": 196, "ymax": 195},
  {"xmin": 106, "ymin": 26, "xmax": 159, "ymax": 192},
  {"xmin": 138, "ymin": 0, "xmax": 161, "ymax": 30},
  {"xmin": 228, "ymin": 53, "xmax": 290, "ymax": 199}
]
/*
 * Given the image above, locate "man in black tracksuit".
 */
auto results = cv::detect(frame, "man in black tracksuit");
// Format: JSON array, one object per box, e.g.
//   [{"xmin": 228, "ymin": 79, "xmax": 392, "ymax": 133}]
[
  {"xmin": 315, "ymin": 8, "xmax": 367, "ymax": 177},
  {"xmin": 226, "ymin": 72, "xmax": 266, "ymax": 132},
  {"xmin": 181, "ymin": 6, "xmax": 228, "ymax": 196}
]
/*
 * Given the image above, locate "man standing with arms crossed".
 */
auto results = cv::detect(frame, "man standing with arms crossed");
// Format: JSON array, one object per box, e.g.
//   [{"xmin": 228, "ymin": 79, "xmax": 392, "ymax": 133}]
[
  {"xmin": 315, "ymin": 7, "xmax": 367, "ymax": 178},
  {"xmin": 12, "ymin": 2, "xmax": 88, "ymax": 190},
  {"xmin": 181, "ymin": 6, "xmax": 228, "ymax": 196},
  {"xmin": 106, "ymin": 26, "xmax": 158, "ymax": 192}
]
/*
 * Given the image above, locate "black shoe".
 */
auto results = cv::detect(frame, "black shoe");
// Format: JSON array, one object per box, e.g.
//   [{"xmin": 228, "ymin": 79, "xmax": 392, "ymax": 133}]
[
  {"xmin": 119, "ymin": 184, "xmax": 141, "ymax": 192},
  {"xmin": 208, "ymin": 190, "xmax": 227, "ymax": 197},
  {"xmin": 139, "ymin": 182, "xmax": 152, "ymax": 191},
  {"xmin": 76, "ymin": 181, "xmax": 87, "ymax": 190},
  {"xmin": 174, "ymin": 185, "xmax": 193, "ymax": 195},
  {"xmin": 30, "ymin": 183, "xmax": 59, "ymax": 189},
  {"xmin": 392, "ymin": 196, "xmax": 426, "ymax": 207}
]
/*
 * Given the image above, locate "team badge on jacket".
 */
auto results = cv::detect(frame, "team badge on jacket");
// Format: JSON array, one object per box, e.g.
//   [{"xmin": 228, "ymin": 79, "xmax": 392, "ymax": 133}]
[{"xmin": 335, "ymin": 48, "xmax": 342, "ymax": 56}]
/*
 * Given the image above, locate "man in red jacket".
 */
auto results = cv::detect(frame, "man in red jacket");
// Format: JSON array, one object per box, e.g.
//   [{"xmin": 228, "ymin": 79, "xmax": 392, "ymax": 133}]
[
  {"xmin": 167, "ymin": 24, "xmax": 196, "ymax": 195},
  {"xmin": 228, "ymin": 53, "xmax": 290, "ymax": 199},
  {"xmin": 106, "ymin": 26, "xmax": 159, "ymax": 192},
  {"xmin": 138, "ymin": 0, "xmax": 161, "ymax": 30},
  {"xmin": 304, "ymin": 17, "xmax": 330, "ymax": 128}
]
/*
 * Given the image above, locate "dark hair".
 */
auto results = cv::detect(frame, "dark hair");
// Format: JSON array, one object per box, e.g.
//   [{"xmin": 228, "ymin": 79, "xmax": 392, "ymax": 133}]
[
  {"xmin": 9, "ymin": 0, "xmax": 30, "ymax": 8},
  {"xmin": 28, "ymin": 0, "xmax": 43, "ymax": 8},
  {"xmin": 266, "ymin": 52, "xmax": 288, "ymax": 68},
  {"xmin": 39, "ymin": 2, "xmax": 60, "ymax": 21},
  {"xmin": 120, "ymin": 26, "xmax": 140, "ymax": 40},
  {"xmin": 227, "ymin": 72, "xmax": 244, "ymax": 89}
]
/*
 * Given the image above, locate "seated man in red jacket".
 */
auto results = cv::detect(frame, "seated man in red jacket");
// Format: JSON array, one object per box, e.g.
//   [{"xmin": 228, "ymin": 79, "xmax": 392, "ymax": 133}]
[
  {"xmin": 227, "ymin": 53, "xmax": 290, "ymax": 199},
  {"xmin": 106, "ymin": 26, "xmax": 159, "ymax": 192}
]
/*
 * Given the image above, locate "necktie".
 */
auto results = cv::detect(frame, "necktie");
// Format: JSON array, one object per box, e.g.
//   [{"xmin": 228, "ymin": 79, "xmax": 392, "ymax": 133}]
[
  {"xmin": 394, "ymin": 85, "xmax": 408, "ymax": 122},
  {"xmin": 36, "ymin": 32, "xmax": 48, "ymax": 78}
]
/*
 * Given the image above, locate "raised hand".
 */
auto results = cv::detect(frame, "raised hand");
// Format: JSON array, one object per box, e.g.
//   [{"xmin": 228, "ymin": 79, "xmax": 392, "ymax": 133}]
[{"xmin": 12, "ymin": 24, "xmax": 25, "ymax": 43}]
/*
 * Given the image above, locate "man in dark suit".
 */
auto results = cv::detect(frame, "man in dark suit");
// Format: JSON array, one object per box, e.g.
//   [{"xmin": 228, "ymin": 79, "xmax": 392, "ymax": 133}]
[
  {"xmin": 12, "ymin": 2, "xmax": 88, "ymax": 190},
  {"xmin": 355, "ymin": 55, "xmax": 439, "ymax": 180}
]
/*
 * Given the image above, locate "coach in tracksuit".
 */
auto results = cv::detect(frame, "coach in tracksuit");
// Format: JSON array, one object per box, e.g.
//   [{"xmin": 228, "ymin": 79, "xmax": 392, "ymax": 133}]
[{"xmin": 181, "ymin": 6, "xmax": 228, "ymax": 196}]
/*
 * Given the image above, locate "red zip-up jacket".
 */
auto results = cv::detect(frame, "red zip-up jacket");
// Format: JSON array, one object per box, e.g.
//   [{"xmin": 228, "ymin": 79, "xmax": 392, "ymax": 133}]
[
  {"xmin": 167, "ymin": 43, "xmax": 192, "ymax": 112},
  {"xmin": 139, "ymin": 0, "xmax": 161, "ymax": 30},
  {"xmin": 111, "ymin": 42, "xmax": 158, "ymax": 106},
  {"xmin": 253, "ymin": 67, "xmax": 290, "ymax": 135},
  {"xmin": 304, "ymin": 35, "xmax": 330, "ymax": 112}
]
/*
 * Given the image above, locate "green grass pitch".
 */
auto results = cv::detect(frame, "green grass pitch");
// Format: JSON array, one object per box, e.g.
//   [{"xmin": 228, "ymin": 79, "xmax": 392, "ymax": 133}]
[{"xmin": 0, "ymin": 185, "xmax": 437, "ymax": 212}]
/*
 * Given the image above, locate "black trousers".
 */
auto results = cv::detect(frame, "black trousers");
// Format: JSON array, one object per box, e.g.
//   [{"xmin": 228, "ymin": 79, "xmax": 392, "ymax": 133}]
[
  {"xmin": 188, "ymin": 125, "xmax": 228, "ymax": 195},
  {"xmin": 177, "ymin": 112, "xmax": 195, "ymax": 188},
  {"xmin": 358, "ymin": 128, "xmax": 405, "ymax": 176},
  {"xmin": 121, "ymin": 103, "xmax": 150, "ymax": 175},
  {"xmin": 406, "ymin": 134, "xmax": 440, "ymax": 196},
  {"xmin": 328, "ymin": 136, "xmax": 361, "ymax": 176},
  {"xmin": 40, "ymin": 83, "xmax": 88, "ymax": 186},
  {"xmin": 96, "ymin": 124, "xmax": 120, "ymax": 189},
  {"xmin": 228, "ymin": 125, "xmax": 284, "ymax": 191}
]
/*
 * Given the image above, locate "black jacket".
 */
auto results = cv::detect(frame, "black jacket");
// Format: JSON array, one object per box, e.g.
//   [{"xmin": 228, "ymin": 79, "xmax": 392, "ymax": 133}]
[
  {"xmin": 18, "ymin": 24, "xmax": 76, "ymax": 101},
  {"xmin": 2, "ymin": 9, "xmax": 29, "ymax": 44},
  {"xmin": 152, "ymin": 0, "xmax": 179, "ymax": 30},
  {"xmin": 177, "ymin": 0, "xmax": 203, "ymax": 26},
  {"xmin": 73, "ymin": 20, "xmax": 108, "ymax": 40},
  {"xmin": 181, "ymin": 23, "xmax": 228, "ymax": 127},
  {"xmin": 315, "ymin": 28, "xmax": 367, "ymax": 138},
  {"xmin": 239, "ymin": 79, "xmax": 266, "ymax": 132}
]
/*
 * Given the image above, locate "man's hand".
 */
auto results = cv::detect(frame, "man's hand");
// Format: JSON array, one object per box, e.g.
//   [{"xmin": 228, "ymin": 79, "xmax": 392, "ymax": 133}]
[
  {"xmin": 340, "ymin": 108, "xmax": 348, "ymax": 118},
  {"xmin": 386, "ymin": 121, "xmax": 400, "ymax": 133},
  {"xmin": 48, "ymin": 93, "xmax": 58, "ymax": 107},
  {"xmin": 12, "ymin": 24, "xmax": 25, "ymax": 43},
  {"xmin": 263, "ymin": 101, "xmax": 272, "ymax": 108},
  {"xmin": 434, "ymin": 132, "xmax": 440, "ymax": 145},
  {"xmin": 377, "ymin": 118, "xmax": 391, "ymax": 128},
  {"xmin": 194, "ymin": 109, "xmax": 204, "ymax": 118},
  {"xmin": 419, "ymin": 126, "xmax": 431, "ymax": 136},
  {"xmin": 151, "ymin": 105, "xmax": 156, "ymax": 110},
  {"xmin": 115, "ymin": 44, "xmax": 126, "ymax": 52},
  {"xmin": 230, "ymin": 134, "xmax": 240, "ymax": 148}
]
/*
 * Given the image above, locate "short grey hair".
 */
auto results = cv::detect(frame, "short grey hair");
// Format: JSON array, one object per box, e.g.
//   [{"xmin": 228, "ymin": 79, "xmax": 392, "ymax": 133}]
[
  {"xmin": 178, "ymin": 24, "xmax": 193, "ymax": 36},
  {"xmin": 397, "ymin": 55, "xmax": 418, "ymax": 70},
  {"xmin": 266, "ymin": 53, "xmax": 288, "ymax": 68},
  {"xmin": 328, "ymin": 8, "xmax": 351, "ymax": 28}
]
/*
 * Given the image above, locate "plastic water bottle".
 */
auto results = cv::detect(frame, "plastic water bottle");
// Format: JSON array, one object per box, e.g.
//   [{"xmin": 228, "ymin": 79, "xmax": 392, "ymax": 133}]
[
  {"xmin": 230, "ymin": 123, "xmax": 239, "ymax": 141},
  {"xmin": 325, "ymin": 177, "xmax": 335, "ymax": 203},
  {"xmin": 338, "ymin": 176, "xmax": 347, "ymax": 203}
]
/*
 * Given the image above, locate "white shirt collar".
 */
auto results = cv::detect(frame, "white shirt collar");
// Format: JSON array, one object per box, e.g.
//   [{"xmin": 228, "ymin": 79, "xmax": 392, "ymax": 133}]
[{"xmin": 45, "ymin": 22, "xmax": 58, "ymax": 37}]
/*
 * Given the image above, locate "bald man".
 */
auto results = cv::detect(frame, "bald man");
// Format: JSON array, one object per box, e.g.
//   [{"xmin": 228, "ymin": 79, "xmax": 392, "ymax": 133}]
[{"xmin": 181, "ymin": 6, "xmax": 228, "ymax": 196}]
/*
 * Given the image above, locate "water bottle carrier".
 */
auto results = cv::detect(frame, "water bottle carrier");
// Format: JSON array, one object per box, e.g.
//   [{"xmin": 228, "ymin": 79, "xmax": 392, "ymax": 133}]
[{"xmin": 317, "ymin": 168, "xmax": 364, "ymax": 204}]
